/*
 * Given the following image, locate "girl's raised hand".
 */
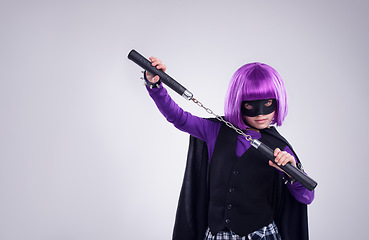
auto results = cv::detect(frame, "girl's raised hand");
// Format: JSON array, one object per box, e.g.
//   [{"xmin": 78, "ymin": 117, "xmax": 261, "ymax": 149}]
[{"xmin": 145, "ymin": 57, "xmax": 167, "ymax": 83}]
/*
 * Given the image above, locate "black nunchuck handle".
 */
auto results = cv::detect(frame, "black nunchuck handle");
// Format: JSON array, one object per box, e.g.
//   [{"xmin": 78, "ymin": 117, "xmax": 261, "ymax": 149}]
[
  {"xmin": 253, "ymin": 140, "xmax": 317, "ymax": 191},
  {"xmin": 128, "ymin": 49, "xmax": 193, "ymax": 100}
]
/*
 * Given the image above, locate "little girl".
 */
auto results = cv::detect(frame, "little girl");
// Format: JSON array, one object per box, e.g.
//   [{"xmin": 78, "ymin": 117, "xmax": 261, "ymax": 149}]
[{"xmin": 143, "ymin": 57, "xmax": 314, "ymax": 240}]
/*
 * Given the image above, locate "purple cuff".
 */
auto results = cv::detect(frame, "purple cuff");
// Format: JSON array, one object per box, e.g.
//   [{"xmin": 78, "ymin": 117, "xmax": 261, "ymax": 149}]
[{"xmin": 283, "ymin": 146, "xmax": 315, "ymax": 204}]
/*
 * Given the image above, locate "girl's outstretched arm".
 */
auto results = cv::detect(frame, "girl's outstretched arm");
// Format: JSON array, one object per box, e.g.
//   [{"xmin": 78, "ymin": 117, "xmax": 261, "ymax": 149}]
[{"xmin": 144, "ymin": 57, "xmax": 220, "ymax": 144}]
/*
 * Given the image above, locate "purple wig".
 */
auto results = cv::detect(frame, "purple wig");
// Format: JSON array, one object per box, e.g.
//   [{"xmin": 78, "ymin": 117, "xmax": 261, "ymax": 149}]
[{"xmin": 224, "ymin": 62, "xmax": 288, "ymax": 129}]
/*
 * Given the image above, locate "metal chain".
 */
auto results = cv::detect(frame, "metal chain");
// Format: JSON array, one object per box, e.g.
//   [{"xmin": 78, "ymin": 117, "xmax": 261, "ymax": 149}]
[{"xmin": 191, "ymin": 98, "xmax": 253, "ymax": 142}]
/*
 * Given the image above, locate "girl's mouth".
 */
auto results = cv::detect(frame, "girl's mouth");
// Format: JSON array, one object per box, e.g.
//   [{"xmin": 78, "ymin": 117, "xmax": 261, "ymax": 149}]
[{"xmin": 255, "ymin": 119, "xmax": 267, "ymax": 123}]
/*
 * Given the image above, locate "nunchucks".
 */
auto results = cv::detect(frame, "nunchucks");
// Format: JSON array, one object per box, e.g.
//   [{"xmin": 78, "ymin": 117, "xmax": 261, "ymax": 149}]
[{"xmin": 128, "ymin": 49, "xmax": 317, "ymax": 191}]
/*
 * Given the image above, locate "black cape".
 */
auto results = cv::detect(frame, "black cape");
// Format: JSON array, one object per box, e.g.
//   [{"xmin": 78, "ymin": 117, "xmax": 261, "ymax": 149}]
[{"xmin": 172, "ymin": 126, "xmax": 309, "ymax": 240}]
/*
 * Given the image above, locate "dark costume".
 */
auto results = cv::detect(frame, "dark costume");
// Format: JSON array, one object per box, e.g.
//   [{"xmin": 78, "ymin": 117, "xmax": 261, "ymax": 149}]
[{"xmin": 172, "ymin": 123, "xmax": 309, "ymax": 240}]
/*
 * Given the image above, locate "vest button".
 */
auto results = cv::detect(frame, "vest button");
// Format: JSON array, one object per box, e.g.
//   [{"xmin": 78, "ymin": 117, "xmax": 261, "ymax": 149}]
[
  {"xmin": 229, "ymin": 188, "xmax": 234, "ymax": 193},
  {"xmin": 227, "ymin": 204, "xmax": 232, "ymax": 210},
  {"xmin": 225, "ymin": 219, "xmax": 231, "ymax": 224}
]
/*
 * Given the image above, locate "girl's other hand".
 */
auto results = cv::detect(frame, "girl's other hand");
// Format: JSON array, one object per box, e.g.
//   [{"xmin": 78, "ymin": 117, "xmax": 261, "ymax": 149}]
[
  {"xmin": 145, "ymin": 57, "xmax": 167, "ymax": 83},
  {"xmin": 268, "ymin": 148, "xmax": 297, "ymax": 172}
]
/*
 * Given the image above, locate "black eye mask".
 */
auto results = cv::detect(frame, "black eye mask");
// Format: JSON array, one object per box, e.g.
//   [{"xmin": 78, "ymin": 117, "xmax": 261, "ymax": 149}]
[{"xmin": 241, "ymin": 99, "xmax": 277, "ymax": 117}]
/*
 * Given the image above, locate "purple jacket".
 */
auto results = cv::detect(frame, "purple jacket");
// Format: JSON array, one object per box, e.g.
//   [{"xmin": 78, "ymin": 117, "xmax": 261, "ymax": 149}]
[{"xmin": 147, "ymin": 85, "xmax": 314, "ymax": 204}]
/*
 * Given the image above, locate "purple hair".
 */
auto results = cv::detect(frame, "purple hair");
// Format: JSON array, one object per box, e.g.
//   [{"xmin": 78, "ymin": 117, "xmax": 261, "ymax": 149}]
[{"xmin": 224, "ymin": 62, "xmax": 288, "ymax": 129}]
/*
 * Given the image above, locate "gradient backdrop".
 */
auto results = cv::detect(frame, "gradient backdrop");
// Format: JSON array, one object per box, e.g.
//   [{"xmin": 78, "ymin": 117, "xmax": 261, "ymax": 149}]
[{"xmin": 1, "ymin": 0, "xmax": 368, "ymax": 239}]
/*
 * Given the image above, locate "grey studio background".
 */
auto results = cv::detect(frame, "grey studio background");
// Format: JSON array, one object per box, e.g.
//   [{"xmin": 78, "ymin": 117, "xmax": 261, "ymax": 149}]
[{"xmin": 1, "ymin": 0, "xmax": 368, "ymax": 239}]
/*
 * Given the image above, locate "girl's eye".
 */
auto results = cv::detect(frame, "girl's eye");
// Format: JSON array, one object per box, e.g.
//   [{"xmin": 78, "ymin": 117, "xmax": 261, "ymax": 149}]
[
  {"xmin": 244, "ymin": 103, "xmax": 253, "ymax": 110},
  {"xmin": 264, "ymin": 100, "xmax": 273, "ymax": 107}
]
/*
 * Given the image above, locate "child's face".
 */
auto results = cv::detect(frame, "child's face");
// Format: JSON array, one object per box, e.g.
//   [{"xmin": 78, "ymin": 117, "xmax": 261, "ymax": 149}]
[
  {"xmin": 241, "ymin": 99, "xmax": 276, "ymax": 129},
  {"xmin": 243, "ymin": 111, "xmax": 275, "ymax": 129}
]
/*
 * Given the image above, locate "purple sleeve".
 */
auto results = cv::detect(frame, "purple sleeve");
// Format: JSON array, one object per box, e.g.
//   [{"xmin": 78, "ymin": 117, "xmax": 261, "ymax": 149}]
[
  {"xmin": 147, "ymin": 85, "xmax": 219, "ymax": 143},
  {"xmin": 283, "ymin": 145, "xmax": 315, "ymax": 205}
]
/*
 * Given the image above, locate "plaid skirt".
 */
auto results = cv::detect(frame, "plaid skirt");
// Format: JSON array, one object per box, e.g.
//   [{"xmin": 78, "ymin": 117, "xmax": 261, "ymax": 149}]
[{"xmin": 203, "ymin": 221, "xmax": 282, "ymax": 240}]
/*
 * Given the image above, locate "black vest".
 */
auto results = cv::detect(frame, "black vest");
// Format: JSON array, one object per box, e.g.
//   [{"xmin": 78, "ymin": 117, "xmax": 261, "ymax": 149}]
[{"xmin": 208, "ymin": 123, "xmax": 287, "ymax": 237}]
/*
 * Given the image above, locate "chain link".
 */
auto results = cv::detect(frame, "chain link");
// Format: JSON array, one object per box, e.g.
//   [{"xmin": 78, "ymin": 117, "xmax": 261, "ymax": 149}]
[{"xmin": 191, "ymin": 98, "xmax": 253, "ymax": 142}]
